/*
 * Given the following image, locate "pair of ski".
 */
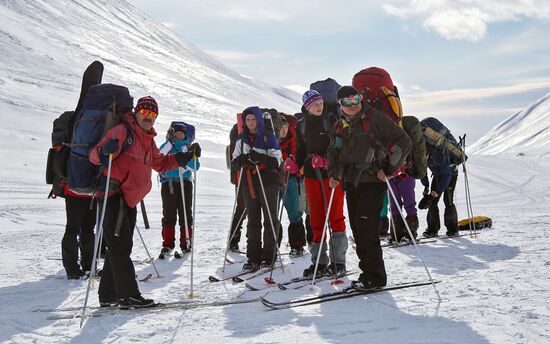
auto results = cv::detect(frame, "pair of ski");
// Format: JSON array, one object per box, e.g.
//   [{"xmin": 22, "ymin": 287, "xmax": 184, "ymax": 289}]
[
  {"xmin": 43, "ymin": 298, "xmax": 259, "ymax": 320},
  {"xmin": 209, "ymin": 264, "xmax": 282, "ymax": 283},
  {"xmin": 260, "ymin": 280, "xmax": 439, "ymax": 310},
  {"xmin": 245, "ymin": 271, "xmax": 355, "ymax": 291}
]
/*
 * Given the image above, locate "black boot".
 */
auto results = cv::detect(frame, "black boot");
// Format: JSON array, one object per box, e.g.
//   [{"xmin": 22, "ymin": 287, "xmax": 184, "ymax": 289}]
[
  {"xmin": 378, "ymin": 216, "xmax": 389, "ymax": 237},
  {"xmin": 303, "ymin": 264, "xmax": 327, "ymax": 278},
  {"xmin": 118, "ymin": 295, "xmax": 156, "ymax": 310},
  {"xmin": 389, "ymin": 215, "xmax": 407, "ymax": 242},
  {"xmin": 405, "ymin": 214, "xmax": 419, "ymax": 240}
]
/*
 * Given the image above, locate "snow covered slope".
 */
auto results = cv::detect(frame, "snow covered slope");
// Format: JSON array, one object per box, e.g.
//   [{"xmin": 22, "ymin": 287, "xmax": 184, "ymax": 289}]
[
  {"xmin": 0, "ymin": 0, "xmax": 300, "ymax": 185},
  {"xmin": 469, "ymin": 92, "xmax": 550, "ymax": 156}
]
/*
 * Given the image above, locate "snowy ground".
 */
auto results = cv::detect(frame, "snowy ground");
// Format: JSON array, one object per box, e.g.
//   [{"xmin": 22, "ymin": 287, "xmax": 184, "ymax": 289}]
[{"xmin": 1, "ymin": 151, "xmax": 549, "ymax": 343}]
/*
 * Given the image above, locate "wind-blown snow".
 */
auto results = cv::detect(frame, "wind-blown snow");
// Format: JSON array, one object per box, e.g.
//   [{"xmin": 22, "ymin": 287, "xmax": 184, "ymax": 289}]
[
  {"xmin": 1, "ymin": 1, "xmax": 550, "ymax": 344},
  {"xmin": 469, "ymin": 92, "xmax": 550, "ymax": 156}
]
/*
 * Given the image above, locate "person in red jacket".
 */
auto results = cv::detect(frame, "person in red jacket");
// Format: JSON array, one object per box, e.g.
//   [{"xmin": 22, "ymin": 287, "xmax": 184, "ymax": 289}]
[{"xmin": 89, "ymin": 96, "xmax": 201, "ymax": 309}]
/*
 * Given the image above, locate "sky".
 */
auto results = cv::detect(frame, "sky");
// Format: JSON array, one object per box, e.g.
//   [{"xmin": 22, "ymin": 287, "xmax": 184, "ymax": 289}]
[{"xmin": 127, "ymin": 0, "xmax": 550, "ymax": 142}]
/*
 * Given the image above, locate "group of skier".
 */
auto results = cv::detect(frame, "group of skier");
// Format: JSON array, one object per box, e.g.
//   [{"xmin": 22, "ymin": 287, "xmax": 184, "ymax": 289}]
[
  {"xmin": 52, "ymin": 62, "xmax": 466, "ymax": 310},
  {"xmin": 227, "ymin": 69, "xmax": 465, "ymax": 292}
]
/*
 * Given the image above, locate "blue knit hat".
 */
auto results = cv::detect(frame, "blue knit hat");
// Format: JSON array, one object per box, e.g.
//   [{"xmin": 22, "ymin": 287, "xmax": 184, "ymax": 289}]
[{"xmin": 302, "ymin": 90, "xmax": 323, "ymax": 110}]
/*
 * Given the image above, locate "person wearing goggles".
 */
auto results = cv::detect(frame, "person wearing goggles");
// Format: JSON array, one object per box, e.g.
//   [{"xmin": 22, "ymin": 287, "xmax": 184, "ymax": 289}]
[
  {"xmin": 89, "ymin": 96, "xmax": 201, "ymax": 309},
  {"xmin": 327, "ymin": 86, "xmax": 411, "ymax": 290}
]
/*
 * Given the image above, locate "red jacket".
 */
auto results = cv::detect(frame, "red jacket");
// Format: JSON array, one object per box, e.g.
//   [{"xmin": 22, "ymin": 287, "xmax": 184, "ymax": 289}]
[{"xmin": 90, "ymin": 113, "xmax": 179, "ymax": 208}]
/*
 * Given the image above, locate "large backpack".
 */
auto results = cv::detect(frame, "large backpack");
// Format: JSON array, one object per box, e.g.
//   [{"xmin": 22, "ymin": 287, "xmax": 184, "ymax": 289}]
[
  {"xmin": 352, "ymin": 67, "xmax": 403, "ymax": 123},
  {"xmin": 402, "ymin": 116, "xmax": 427, "ymax": 179},
  {"xmin": 420, "ymin": 117, "xmax": 466, "ymax": 166},
  {"xmin": 46, "ymin": 111, "xmax": 76, "ymax": 198},
  {"xmin": 310, "ymin": 78, "xmax": 341, "ymax": 105},
  {"xmin": 68, "ymin": 84, "xmax": 133, "ymax": 195},
  {"xmin": 261, "ymin": 108, "xmax": 283, "ymax": 137},
  {"xmin": 46, "ymin": 60, "xmax": 104, "ymax": 198}
]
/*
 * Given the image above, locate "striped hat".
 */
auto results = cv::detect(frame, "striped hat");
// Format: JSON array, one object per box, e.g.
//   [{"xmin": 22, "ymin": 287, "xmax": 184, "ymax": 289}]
[
  {"xmin": 302, "ymin": 90, "xmax": 323, "ymax": 110},
  {"xmin": 135, "ymin": 96, "xmax": 158, "ymax": 114}
]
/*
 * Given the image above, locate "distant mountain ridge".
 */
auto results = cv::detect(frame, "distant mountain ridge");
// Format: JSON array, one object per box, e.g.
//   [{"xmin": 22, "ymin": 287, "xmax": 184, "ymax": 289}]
[
  {"xmin": 0, "ymin": 0, "xmax": 300, "ymax": 147},
  {"xmin": 470, "ymin": 91, "xmax": 550, "ymax": 156}
]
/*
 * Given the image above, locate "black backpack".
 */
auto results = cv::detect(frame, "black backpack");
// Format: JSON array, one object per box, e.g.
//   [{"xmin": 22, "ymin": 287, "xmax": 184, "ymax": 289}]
[{"xmin": 46, "ymin": 111, "xmax": 76, "ymax": 198}]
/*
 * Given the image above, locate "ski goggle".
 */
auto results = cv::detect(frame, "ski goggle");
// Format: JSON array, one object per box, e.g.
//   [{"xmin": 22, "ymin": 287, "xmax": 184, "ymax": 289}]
[
  {"xmin": 338, "ymin": 94, "xmax": 362, "ymax": 107},
  {"xmin": 137, "ymin": 108, "xmax": 158, "ymax": 119}
]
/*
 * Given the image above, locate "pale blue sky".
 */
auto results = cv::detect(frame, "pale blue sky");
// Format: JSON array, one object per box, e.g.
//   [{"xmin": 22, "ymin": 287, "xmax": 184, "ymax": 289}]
[{"xmin": 127, "ymin": 0, "xmax": 550, "ymax": 141}]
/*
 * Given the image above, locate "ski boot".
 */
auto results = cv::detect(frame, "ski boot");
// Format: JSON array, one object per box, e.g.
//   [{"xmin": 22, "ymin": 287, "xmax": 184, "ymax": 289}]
[
  {"xmin": 303, "ymin": 264, "xmax": 328, "ymax": 278},
  {"xmin": 289, "ymin": 248, "xmax": 304, "ymax": 257},
  {"xmin": 422, "ymin": 229, "xmax": 438, "ymax": 238},
  {"xmin": 158, "ymin": 247, "xmax": 172, "ymax": 260},
  {"xmin": 118, "ymin": 295, "xmax": 157, "ymax": 310},
  {"xmin": 352, "ymin": 274, "xmax": 385, "ymax": 291},
  {"xmin": 242, "ymin": 261, "xmax": 260, "ymax": 272},
  {"xmin": 229, "ymin": 242, "xmax": 240, "ymax": 252},
  {"xmin": 446, "ymin": 229, "xmax": 459, "ymax": 237},
  {"xmin": 328, "ymin": 263, "xmax": 346, "ymax": 276}
]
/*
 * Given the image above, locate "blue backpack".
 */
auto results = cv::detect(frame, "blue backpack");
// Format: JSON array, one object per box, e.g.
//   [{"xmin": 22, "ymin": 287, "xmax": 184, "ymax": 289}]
[
  {"xmin": 68, "ymin": 84, "xmax": 133, "ymax": 194},
  {"xmin": 310, "ymin": 78, "xmax": 341, "ymax": 104}
]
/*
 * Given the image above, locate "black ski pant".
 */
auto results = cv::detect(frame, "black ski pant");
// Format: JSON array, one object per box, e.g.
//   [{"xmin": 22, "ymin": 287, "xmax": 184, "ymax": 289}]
[
  {"xmin": 427, "ymin": 175, "xmax": 458, "ymax": 233},
  {"xmin": 62, "ymin": 195, "xmax": 96, "ymax": 275},
  {"xmin": 98, "ymin": 193, "xmax": 140, "ymax": 301},
  {"xmin": 161, "ymin": 180, "xmax": 193, "ymax": 228},
  {"xmin": 229, "ymin": 186, "xmax": 246, "ymax": 247},
  {"xmin": 241, "ymin": 182, "xmax": 280, "ymax": 264},
  {"xmin": 345, "ymin": 182, "xmax": 387, "ymax": 286}
]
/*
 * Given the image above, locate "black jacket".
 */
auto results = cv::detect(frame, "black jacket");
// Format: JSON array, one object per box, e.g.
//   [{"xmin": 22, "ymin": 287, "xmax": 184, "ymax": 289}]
[{"xmin": 296, "ymin": 104, "xmax": 339, "ymax": 179}]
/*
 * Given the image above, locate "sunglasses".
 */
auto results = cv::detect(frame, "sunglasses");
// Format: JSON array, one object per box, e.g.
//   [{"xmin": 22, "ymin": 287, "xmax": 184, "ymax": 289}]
[
  {"xmin": 137, "ymin": 108, "xmax": 158, "ymax": 118},
  {"xmin": 338, "ymin": 94, "xmax": 362, "ymax": 107}
]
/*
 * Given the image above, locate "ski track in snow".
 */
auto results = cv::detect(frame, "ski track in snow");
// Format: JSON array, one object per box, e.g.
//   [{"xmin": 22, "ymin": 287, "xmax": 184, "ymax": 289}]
[{"xmin": 1, "ymin": 154, "xmax": 549, "ymax": 343}]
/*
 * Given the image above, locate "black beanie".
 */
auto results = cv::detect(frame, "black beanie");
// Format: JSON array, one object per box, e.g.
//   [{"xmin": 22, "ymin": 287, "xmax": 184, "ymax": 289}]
[{"xmin": 337, "ymin": 86, "xmax": 359, "ymax": 100}]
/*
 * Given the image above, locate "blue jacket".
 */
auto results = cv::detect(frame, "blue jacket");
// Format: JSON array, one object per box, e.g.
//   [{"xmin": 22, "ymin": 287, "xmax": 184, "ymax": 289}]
[
  {"xmin": 159, "ymin": 138, "xmax": 200, "ymax": 183},
  {"xmin": 421, "ymin": 144, "xmax": 458, "ymax": 194}
]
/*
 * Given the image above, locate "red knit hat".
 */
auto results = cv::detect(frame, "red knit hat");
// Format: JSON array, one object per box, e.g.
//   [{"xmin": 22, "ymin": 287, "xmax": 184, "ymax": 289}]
[{"xmin": 135, "ymin": 96, "xmax": 158, "ymax": 114}]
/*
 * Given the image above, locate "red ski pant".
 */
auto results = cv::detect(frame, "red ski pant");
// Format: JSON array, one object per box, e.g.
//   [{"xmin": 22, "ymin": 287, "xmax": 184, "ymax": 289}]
[{"xmin": 304, "ymin": 177, "xmax": 345, "ymax": 243}]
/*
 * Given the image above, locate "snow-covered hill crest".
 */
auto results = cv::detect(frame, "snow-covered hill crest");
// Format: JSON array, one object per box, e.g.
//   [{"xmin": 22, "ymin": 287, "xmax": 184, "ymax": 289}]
[
  {"xmin": 0, "ymin": 0, "xmax": 300, "ymax": 180},
  {"xmin": 470, "ymin": 91, "xmax": 550, "ymax": 156}
]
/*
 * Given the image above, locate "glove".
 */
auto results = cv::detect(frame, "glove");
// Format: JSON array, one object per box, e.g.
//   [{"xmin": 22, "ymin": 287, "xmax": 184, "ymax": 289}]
[
  {"xmin": 232, "ymin": 154, "xmax": 249, "ymax": 169},
  {"xmin": 100, "ymin": 139, "xmax": 119, "ymax": 165},
  {"xmin": 175, "ymin": 151, "xmax": 194, "ymax": 167},
  {"xmin": 249, "ymin": 150, "xmax": 266, "ymax": 165},
  {"xmin": 418, "ymin": 194, "xmax": 436, "ymax": 210},
  {"xmin": 167, "ymin": 127, "xmax": 175, "ymax": 142},
  {"xmin": 188, "ymin": 142, "xmax": 201, "ymax": 158},
  {"xmin": 311, "ymin": 154, "xmax": 327, "ymax": 170},
  {"xmin": 283, "ymin": 158, "xmax": 298, "ymax": 174},
  {"xmin": 102, "ymin": 139, "xmax": 119, "ymax": 155}
]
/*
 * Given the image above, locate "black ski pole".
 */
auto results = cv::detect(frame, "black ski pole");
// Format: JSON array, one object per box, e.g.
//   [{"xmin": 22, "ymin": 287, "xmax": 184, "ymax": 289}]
[{"xmin": 140, "ymin": 200, "xmax": 150, "ymax": 229}]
